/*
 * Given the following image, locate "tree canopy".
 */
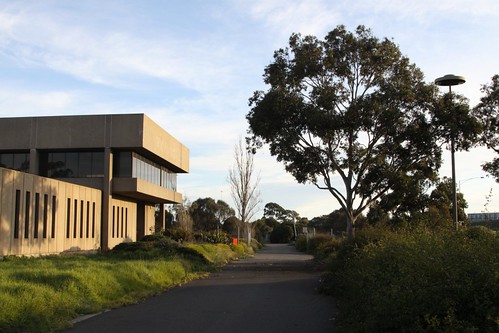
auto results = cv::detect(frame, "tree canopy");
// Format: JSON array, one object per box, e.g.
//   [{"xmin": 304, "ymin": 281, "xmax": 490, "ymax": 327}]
[
  {"xmin": 473, "ymin": 74, "xmax": 499, "ymax": 182},
  {"xmin": 247, "ymin": 25, "xmax": 447, "ymax": 236}
]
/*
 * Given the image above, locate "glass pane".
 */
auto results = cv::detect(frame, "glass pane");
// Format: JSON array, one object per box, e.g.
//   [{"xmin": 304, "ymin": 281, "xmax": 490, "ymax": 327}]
[
  {"xmin": 118, "ymin": 152, "xmax": 132, "ymax": 177},
  {"xmin": 0, "ymin": 153, "xmax": 13, "ymax": 168},
  {"xmin": 91, "ymin": 152, "xmax": 104, "ymax": 177},
  {"xmin": 50, "ymin": 152, "xmax": 66, "ymax": 177},
  {"xmin": 79, "ymin": 152, "xmax": 92, "ymax": 177},
  {"xmin": 65, "ymin": 152, "xmax": 78, "ymax": 178}
]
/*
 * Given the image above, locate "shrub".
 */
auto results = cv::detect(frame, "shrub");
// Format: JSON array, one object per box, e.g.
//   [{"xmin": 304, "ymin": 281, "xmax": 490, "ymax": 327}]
[
  {"xmin": 295, "ymin": 234, "xmax": 307, "ymax": 252},
  {"xmin": 323, "ymin": 227, "xmax": 499, "ymax": 332},
  {"xmin": 306, "ymin": 233, "xmax": 334, "ymax": 254},
  {"xmin": 164, "ymin": 227, "xmax": 193, "ymax": 243},
  {"xmin": 193, "ymin": 231, "xmax": 230, "ymax": 244}
]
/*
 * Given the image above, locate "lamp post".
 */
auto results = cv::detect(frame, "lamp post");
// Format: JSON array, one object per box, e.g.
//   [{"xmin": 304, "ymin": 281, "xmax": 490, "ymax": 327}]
[
  {"xmin": 458, "ymin": 176, "xmax": 484, "ymax": 192},
  {"xmin": 435, "ymin": 74, "xmax": 466, "ymax": 229}
]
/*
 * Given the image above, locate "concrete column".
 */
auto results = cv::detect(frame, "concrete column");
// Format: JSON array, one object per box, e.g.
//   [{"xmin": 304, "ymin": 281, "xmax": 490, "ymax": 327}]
[{"xmin": 101, "ymin": 147, "xmax": 112, "ymax": 250}]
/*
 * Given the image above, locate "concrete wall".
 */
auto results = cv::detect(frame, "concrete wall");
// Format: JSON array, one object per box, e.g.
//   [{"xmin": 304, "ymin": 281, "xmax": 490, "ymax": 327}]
[
  {"xmin": 0, "ymin": 167, "xmax": 102, "ymax": 257},
  {"xmin": 107, "ymin": 197, "xmax": 137, "ymax": 250}
]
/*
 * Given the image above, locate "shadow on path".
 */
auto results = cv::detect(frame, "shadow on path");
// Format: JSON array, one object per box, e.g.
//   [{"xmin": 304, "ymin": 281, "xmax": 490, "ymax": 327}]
[{"xmin": 63, "ymin": 244, "xmax": 336, "ymax": 333}]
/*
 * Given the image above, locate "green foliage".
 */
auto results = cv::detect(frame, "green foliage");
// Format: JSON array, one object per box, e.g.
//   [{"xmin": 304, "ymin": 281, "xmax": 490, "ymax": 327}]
[
  {"xmin": 269, "ymin": 222, "xmax": 294, "ymax": 243},
  {"xmin": 194, "ymin": 230, "xmax": 230, "ymax": 244},
  {"xmin": 247, "ymin": 25, "xmax": 449, "ymax": 237},
  {"xmin": 164, "ymin": 227, "xmax": 193, "ymax": 243},
  {"xmin": 319, "ymin": 227, "xmax": 499, "ymax": 332},
  {"xmin": 295, "ymin": 234, "xmax": 308, "ymax": 252},
  {"xmin": 472, "ymin": 74, "xmax": 499, "ymax": 181}
]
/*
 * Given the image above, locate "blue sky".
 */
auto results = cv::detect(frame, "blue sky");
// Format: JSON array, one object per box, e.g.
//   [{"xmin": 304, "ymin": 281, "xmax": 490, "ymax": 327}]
[{"xmin": 1, "ymin": 0, "xmax": 498, "ymax": 219}]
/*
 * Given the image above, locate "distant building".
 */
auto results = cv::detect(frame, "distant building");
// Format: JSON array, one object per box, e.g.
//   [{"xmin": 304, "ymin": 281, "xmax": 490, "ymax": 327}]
[
  {"xmin": 0, "ymin": 114, "xmax": 189, "ymax": 256},
  {"xmin": 467, "ymin": 212, "xmax": 499, "ymax": 223}
]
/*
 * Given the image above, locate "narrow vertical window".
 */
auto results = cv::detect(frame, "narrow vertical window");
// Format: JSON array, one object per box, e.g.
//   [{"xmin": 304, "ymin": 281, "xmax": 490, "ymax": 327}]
[
  {"xmin": 51, "ymin": 196, "xmax": 56, "ymax": 239},
  {"xmin": 92, "ymin": 202, "xmax": 95, "ymax": 238},
  {"xmin": 80, "ymin": 200, "xmax": 84, "ymax": 238},
  {"xmin": 43, "ymin": 194, "xmax": 48, "ymax": 238},
  {"xmin": 125, "ymin": 208, "xmax": 128, "ymax": 238},
  {"xmin": 24, "ymin": 191, "xmax": 31, "ymax": 239},
  {"xmin": 14, "ymin": 190, "xmax": 21, "ymax": 239},
  {"xmin": 66, "ymin": 198, "xmax": 71, "ymax": 238},
  {"xmin": 34, "ymin": 193, "xmax": 40, "ymax": 239},
  {"xmin": 121, "ymin": 207, "xmax": 124, "ymax": 238},
  {"xmin": 112, "ymin": 206, "xmax": 115, "ymax": 238},
  {"xmin": 86, "ymin": 201, "xmax": 90, "ymax": 238},
  {"xmin": 73, "ymin": 199, "xmax": 77, "ymax": 238},
  {"xmin": 116, "ymin": 206, "xmax": 120, "ymax": 238}
]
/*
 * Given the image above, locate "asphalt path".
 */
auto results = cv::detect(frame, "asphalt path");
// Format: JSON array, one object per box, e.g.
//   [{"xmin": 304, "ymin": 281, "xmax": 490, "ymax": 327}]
[{"xmin": 63, "ymin": 244, "xmax": 336, "ymax": 333}]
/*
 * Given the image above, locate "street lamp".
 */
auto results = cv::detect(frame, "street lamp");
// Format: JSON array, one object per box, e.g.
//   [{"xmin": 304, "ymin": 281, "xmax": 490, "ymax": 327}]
[
  {"xmin": 435, "ymin": 74, "xmax": 466, "ymax": 229},
  {"xmin": 458, "ymin": 176, "xmax": 484, "ymax": 192}
]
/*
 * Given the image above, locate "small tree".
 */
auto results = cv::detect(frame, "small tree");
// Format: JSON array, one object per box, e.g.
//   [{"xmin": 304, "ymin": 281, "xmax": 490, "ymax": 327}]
[
  {"xmin": 228, "ymin": 138, "xmax": 261, "ymax": 244},
  {"xmin": 473, "ymin": 74, "xmax": 499, "ymax": 182}
]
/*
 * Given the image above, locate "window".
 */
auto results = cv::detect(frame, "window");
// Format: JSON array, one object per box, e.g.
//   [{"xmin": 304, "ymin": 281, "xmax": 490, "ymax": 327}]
[
  {"xmin": 92, "ymin": 203, "xmax": 95, "ymax": 238},
  {"xmin": 14, "ymin": 190, "xmax": 20, "ymax": 239},
  {"xmin": 34, "ymin": 193, "xmax": 40, "ymax": 239},
  {"xmin": 86, "ymin": 201, "xmax": 90, "ymax": 238},
  {"xmin": 43, "ymin": 194, "xmax": 48, "ymax": 239},
  {"xmin": 40, "ymin": 151, "xmax": 104, "ymax": 178},
  {"xmin": 80, "ymin": 200, "xmax": 84, "ymax": 238},
  {"xmin": 73, "ymin": 199, "xmax": 77, "ymax": 239},
  {"xmin": 0, "ymin": 153, "xmax": 29, "ymax": 172},
  {"xmin": 66, "ymin": 198, "xmax": 71, "ymax": 238},
  {"xmin": 24, "ymin": 192, "xmax": 31, "ymax": 239},
  {"xmin": 51, "ymin": 196, "xmax": 56, "ymax": 239}
]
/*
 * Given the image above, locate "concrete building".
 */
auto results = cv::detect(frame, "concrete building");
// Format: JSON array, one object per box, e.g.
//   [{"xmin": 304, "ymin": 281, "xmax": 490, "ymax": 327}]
[{"xmin": 0, "ymin": 114, "xmax": 189, "ymax": 256}]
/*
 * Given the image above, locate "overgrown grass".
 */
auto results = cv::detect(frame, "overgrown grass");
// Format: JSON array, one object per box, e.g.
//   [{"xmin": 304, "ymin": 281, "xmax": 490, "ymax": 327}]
[
  {"xmin": 0, "ymin": 237, "xmax": 253, "ymax": 333},
  {"xmin": 312, "ymin": 226, "xmax": 499, "ymax": 332}
]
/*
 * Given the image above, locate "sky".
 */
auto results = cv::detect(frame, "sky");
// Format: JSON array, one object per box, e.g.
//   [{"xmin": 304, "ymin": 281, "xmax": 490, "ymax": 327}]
[{"xmin": 0, "ymin": 0, "xmax": 498, "ymax": 219}]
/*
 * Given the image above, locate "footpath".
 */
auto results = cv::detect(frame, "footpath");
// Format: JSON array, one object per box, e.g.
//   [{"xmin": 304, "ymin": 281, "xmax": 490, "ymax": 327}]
[{"xmin": 63, "ymin": 243, "xmax": 336, "ymax": 333}]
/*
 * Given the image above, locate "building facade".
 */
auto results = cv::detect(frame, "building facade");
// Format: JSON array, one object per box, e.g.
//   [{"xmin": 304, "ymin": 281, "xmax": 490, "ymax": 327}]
[{"xmin": 0, "ymin": 114, "xmax": 189, "ymax": 256}]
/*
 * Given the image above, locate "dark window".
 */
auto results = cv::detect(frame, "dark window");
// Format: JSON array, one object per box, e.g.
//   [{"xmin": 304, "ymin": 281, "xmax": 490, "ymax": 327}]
[
  {"xmin": 112, "ymin": 206, "xmax": 115, "ymax": 238},
  {"xmin": 66, "ymin": 153, "xmax": 78, "ymax": 178},
  {"xmin": 40, "ymin": 151, "xmax": 104, "ymax": 178},
  {"xmin": 73, "ymin": 199, "xmax": 77, "ymax": 238},
  {"xmin": 125, "ymin": 208, "xmax": 128, "ymax": 237},
  {"xmin": 79, "ymin": 152, "xmax": 92, "ymax": 177},
  {"xmin": 0, "ymin": 153, "xmax": 29, "ymax": 172},
  {"xmin": 91, "ymin": 152, "xmax": 104, "ymax": 177},
  {"xmin": 86, "ymin": 201, "xmax": 90, "ymax": 238},
  {"xmin": 34, "ymin": 193, "xmax": 40, "ymax": 239},
  {"xmin": 14, "ymin": 190, "xmax": 20, "ymax": 239},
  {"xmin": 43, "ymin": 194, "xmax": 48, "ymax": 238},
  {"xmin": 0, "ymin": 153, "xmax": 13, "ymax": 168},
  {"xmin": 80, "ymin": 200, "xmax": 84, "ymax": 238},
  {"xmin": 116, "ymin": 206, "xmax": 120, "ymax": 238},
  {"xmin": 66, "ymin": 198, "xmax": 71, "ymax": 238},
  {"xmin": 51, "ymin": 196, "xmax": 56, "ymax": 239},
  {"xmin": 24, "ymin": 191, "xmax": 30, "ymax": 239},
  {"xmin": 114, "ymin": 152, "xmax": 132, "ymax": 177},
  {"xmin": 121, "ymin": 207, "xmax": 124, "ymax": 238},
  {"xmin": 92, "ymin": 202, "xmax": 95, "ymax": 238}
]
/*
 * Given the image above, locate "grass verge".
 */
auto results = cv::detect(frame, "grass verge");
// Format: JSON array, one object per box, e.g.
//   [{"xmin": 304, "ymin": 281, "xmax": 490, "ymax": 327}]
[{"xmin": 0, "ymin": 237, "xmax": 253, "ymax": 333}]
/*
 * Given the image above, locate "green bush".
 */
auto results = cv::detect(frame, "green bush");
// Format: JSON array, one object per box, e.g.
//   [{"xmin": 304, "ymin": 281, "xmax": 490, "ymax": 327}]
[
  {"xmin": 295, "ymin": 234, "xmax": 307, "ymax": 252},
  {"xmin": 306, "ymin": 233, "xmax": 334, "ymax": 254},
  {"xmin": 163, "ymin": 227, "xmax": 193, "ymax": 243},
  {"xmin": 322, "ymin": 227, "xmax": 499, "ymax": 332},
  {"xmin": 194, "ymin": 230, "xmax": 230, "ymax": 244}
]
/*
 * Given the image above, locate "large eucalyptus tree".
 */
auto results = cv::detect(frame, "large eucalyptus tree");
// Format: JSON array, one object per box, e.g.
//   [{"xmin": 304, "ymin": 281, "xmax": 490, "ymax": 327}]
[{"xmin": 247, "ymin": 25, "xmax": 443, "ymax": 236}]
